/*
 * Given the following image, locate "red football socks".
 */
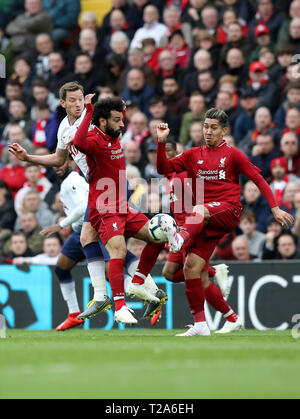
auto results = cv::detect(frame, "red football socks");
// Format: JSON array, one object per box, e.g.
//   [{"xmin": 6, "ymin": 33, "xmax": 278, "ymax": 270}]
[
  {"xmin": 132, "ymin": 242, "xmax": 164, "ymax": 284},
  {"xmin": 109, "ymin": 258, "xmax": 126, "ymax": 310},
  {"xmin": 172, "ymin": 268, "xmax": 185, "ymax": 283},
  {"xmin": 185, "ymin": 278, "xmax": 206, "ymax": 323},
  {"xmin": 205, "ymin": 282, "xmax": 237, "ymax": 322}
]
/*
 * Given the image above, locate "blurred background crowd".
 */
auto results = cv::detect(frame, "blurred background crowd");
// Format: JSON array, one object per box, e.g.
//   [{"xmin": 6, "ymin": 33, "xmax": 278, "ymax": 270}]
[{"xmin": 1, "ymin": 0, "xmax": 300, "ymax": 265}]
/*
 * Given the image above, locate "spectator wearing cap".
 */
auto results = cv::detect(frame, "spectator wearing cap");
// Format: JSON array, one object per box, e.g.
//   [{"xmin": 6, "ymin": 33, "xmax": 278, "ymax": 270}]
[
  {"xmin": 219, "ymin": 22, "xmax": 254, "ymax": 69},
  {"xmin": 248, "ymin": 0, "xmax": 284, "ymax": 43},
  {"xmin": 270, "ymin": 157, "xmax": 300, "ymax": 207},
  {"xmin": 6, "ymin": 0, "xmax": 53, "ymax": 54},
  {"xmin": 249, "ymin": 23, "xmax": 276, "ymax": 63},
  {"xmin": 130, "ymin": 5, "xmax": 168, "ymax": 49},
  {"xmin": 280, "ymin": 132, "xmax": 300, "ymax": 176},
  {"xmin": 233, "ymin": 89, "xmax": 259, "ymax": 143},
  {"xmin": 250, "ymin": 133, "xmax": 281, "ymax": 182},
  {"xmin": 274, "ymin": 81, "xmax": 300, "ymax": 129},
  {"xmin": 160, "ymin": 6, "xmax": 193, "ymax": 50},
  {"xmin": 246, "ymin": 60, "xmax": 278, "ymax": 112},
  {"xmin": 261, "ymin": 215, "xmax": 284, "ymax": 259},
  {"xmin": 161, "ymin": 76, "xmax": 189, "ymax": 117},
  {"xmin": 121, "ymin": 68, "xmax": 155, "ymax": 118}
]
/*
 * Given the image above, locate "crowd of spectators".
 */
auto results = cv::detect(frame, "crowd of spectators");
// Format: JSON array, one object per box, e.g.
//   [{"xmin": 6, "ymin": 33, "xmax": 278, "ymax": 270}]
[{"xmin": 1, "ymin": 0, "xmax": 300, "ymax": 264}]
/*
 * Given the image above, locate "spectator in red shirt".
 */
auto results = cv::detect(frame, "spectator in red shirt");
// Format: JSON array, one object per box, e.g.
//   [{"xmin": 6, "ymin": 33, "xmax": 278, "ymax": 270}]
[{"xmin": 0, "ymin": 152, "xmax": 27, "ymax": 198}]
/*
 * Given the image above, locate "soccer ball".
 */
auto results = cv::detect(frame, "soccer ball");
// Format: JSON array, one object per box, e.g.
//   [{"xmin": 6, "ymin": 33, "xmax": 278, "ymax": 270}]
[{"xmin": 148, "ymin": 213, "xmax": 177, "ymax": 243}]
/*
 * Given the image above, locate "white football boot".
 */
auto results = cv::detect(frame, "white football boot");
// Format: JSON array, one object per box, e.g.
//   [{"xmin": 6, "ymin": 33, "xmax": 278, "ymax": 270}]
[
  {"xmin": 126, "ymin": 281, "xmax": 160, "ymax": 304},
  {"xmin": 176, "ymin": 322, "xmax": 211, "ymax": 337},
  {"xmin": 215, "ymin": 316, "xmax": 244, "ymax": 334},
  {"xmin": 114, "ymin": 305, "xmax": 138, "ymax": 325},
  {"xmin": 160, "ymin": 217, "xmax": 184, "ymax": 253},
  {"xmin": 212, "ymin": 264, "xmax": 230, "ymax": 298}
]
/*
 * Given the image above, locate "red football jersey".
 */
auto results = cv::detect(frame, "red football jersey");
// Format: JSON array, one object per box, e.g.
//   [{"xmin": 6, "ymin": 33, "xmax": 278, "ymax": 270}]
[
  {"xmin": 73, "ymin": 104, "xmax": 127, "ymax": 214},
  {"xmin": 157, "ymin": 141, "xmax": 278, "ymax": 209}
]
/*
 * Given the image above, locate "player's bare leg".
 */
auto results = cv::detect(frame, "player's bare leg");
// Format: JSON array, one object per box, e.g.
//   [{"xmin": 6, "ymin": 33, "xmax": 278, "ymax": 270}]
[
  {"xmin": 78, "ymin": 222, "xmax": 113, "ymax": 320},
  {"xmin": 55, "ymin": 254, "xmax": 84, "ymax": 331}
]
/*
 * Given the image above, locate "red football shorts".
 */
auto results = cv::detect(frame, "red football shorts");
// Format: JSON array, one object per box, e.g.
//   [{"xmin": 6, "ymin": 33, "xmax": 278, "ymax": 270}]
[
  {"xmin": 187, "ymin": 201, "xmax": 242, "ymax": 269},
  {"xmin": 89, "ymin": 206, "xmax": 149, "ymax": 245},
  {"xmin": 167, "ymin": 247, "xmax": 186, "ymax": 266}
]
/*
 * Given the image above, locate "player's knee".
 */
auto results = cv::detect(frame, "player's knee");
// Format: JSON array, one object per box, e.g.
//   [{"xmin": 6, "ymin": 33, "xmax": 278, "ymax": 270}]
[
  {"xmin": 184, "ymin": 259, "xmax": 202, "ymax": 279},
  {"xmin": 80, "ymin": 223, "xmax": 98, "ymax": 247},
  {"xmin": 162, "ymin": 266, "xmax": 173, "ymax": 282}
]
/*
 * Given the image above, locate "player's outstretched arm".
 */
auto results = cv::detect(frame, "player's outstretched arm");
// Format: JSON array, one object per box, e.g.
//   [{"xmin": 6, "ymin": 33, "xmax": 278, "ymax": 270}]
[{"xmin": 8, "ymin": 143, "xmax": 68, "ymax": 167}]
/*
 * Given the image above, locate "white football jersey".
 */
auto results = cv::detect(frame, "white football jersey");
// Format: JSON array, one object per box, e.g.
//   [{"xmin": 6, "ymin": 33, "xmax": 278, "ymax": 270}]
[
  {"xmin": 60, "ymin": 171, "xmax": 89, "ymax": 232},
  {"xmin": 57, "ymin": 109, "xmax": 89, "ymax": 179}
]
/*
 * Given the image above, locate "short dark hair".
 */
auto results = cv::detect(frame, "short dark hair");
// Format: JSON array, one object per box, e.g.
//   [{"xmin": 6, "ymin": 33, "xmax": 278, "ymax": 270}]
[
  {"xmin": 92, "ymin": 97, "xmax": 124, "ymax": 127},
  {"xmin": 166, "ymin": 138, "xmax": 177, "ymax": 150},
  {"xmin": 33, "ymin": 79, "xmax": 49, "ymax": 89},
  {"xmin": 205, "ymin": 108, "xmax": 228, "ymax": 128}
]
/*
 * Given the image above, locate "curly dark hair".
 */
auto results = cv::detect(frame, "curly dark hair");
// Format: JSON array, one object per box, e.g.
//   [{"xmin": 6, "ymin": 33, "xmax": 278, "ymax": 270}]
[{"xmin": 92, "ymin": 97, "xmax": 124, "ymax": 127}]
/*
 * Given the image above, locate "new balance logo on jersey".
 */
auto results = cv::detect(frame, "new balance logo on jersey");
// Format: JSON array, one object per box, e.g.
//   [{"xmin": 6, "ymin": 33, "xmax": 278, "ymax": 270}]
[
  {"xmin": 113, "ymin": 222, "xmax": 118, "ymax": 231},
  {"xmin": 197, "ymin": 160, "xmax": 204, "ymax": 165},
  {"xmin": 219, "ymin": 170, "xmax": 226, "ymax": 180},
  {"xmin": 219, "ymin": 157, "xmax": 226, "ymax": 168},
  {"xmin": 108, "ymin": 143, "xmax": 112, "ymax": 147}
]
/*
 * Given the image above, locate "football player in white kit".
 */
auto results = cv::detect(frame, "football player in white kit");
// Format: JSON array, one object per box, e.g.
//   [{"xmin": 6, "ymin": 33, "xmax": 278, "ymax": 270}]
[{"xmin": 9, "ymin": 82, "xmax": 164, "ymax": 324}]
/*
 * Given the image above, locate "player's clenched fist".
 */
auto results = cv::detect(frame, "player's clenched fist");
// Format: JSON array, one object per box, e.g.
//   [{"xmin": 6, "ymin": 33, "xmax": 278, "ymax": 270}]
[{"xmin": 157, "ymin": 123, "xmax": 170, "ymax": 142}]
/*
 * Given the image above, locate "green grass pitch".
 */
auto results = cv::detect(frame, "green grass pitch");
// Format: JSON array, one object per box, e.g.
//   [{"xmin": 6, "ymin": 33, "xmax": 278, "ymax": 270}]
[{"xmin": 1, "ymin": 329, "xmax": 300, "ymax": 399}]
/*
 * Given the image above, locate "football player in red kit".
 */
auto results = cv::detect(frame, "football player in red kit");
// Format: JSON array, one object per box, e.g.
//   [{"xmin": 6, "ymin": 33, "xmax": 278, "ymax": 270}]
[
  {"xmin": 156, "ymin": 108, "xmax": 294, "ymax": 337},
  {"xmin": 71, "ymin": 95, "xmax": 168, "ymax": 325}
]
